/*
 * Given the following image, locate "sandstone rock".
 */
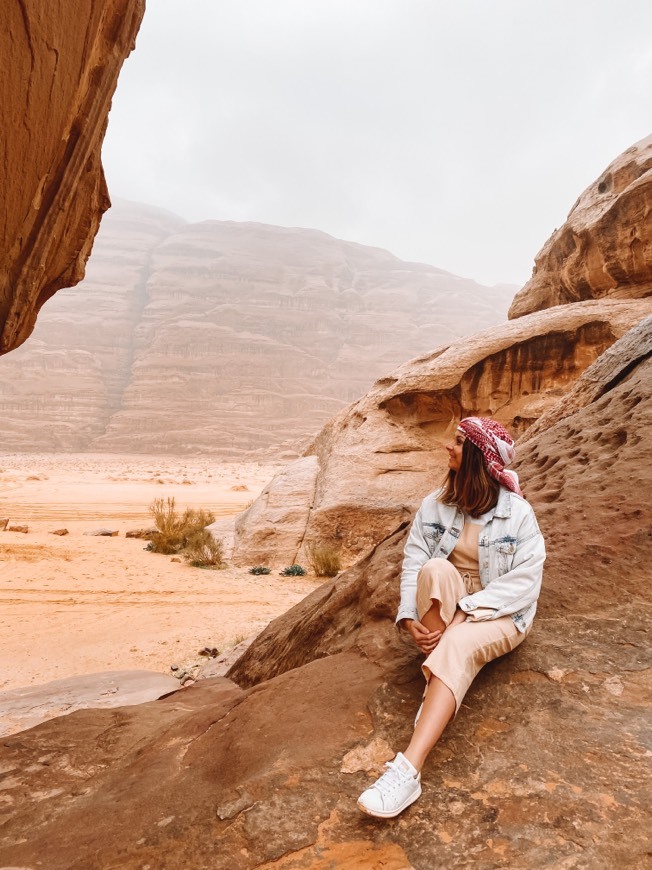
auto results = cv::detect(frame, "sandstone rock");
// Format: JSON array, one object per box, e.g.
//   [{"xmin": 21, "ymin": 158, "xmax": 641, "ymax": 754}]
[
  {"xmin": 83, "ymin": 528, "xmax": 119, "ymax": 537},
  {"xmin": 49, "ymin": 528, "xmax": 69, "ymax": 536},
  {"xmin": 0, "ymin": 201, "xmax": 517, "ymax": 455},
  {"xmin": 233, "ymin": 298, "xmax": 652, "ymax": 567},
  {"xmin": 519, "ymin": 312, "xmax": 652, "ymax": 446},
  {"xmin": 196, "ymin": 637, "xmax": 256, "ymax": 680},
  {"xmin": 0, "ymin": 1, "xmax": 145, "ymax": 356},
  {"xmin": 0, "ymin": 518, "xmax": 9, "ymax": 531},
  {"xmin": 0, "ymin": 670, "xmax": 180, "ymax": 738},
  {"xmin": 234, "ymin": 455, "xmax": 319, "ymax": 567},
  {"xmin": 125, "ymin": 527, "xmax": 157, "ymax": 539},
  {"xmin": 509, "ymin": 135, "xmax": 652, "ymax": 318},
  {"xmin": 6, "ymin": 525, "xmax": 28, "ymax": 534}
]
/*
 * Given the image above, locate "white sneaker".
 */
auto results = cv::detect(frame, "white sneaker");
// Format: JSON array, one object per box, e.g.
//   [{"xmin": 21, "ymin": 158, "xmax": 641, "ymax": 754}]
[{"xmin": 357, "ymin": 752, "xmax": 422, "ymax": 818}]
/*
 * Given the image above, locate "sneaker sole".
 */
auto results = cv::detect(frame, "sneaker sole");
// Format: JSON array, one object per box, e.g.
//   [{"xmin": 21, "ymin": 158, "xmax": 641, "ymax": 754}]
[{"xmin": 356, "ymin": 783, "xmax": 422, "ymax": 819}]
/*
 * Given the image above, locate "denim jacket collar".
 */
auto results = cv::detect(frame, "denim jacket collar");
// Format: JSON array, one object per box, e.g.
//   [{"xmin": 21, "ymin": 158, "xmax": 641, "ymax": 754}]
[{"xmin": 491, "ymin": 487, "xmax": 513, "ymax": 519}]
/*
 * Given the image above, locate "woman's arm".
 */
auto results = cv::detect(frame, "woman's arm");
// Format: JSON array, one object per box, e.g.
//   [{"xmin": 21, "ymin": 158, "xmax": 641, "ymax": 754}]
[{"xmin": 396, "ymin": 503, "xmax": 432, "ymax": 625}]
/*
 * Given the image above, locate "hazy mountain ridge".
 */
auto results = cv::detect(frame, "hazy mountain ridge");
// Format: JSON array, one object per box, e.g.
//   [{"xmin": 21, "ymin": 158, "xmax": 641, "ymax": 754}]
[{"xmin": 0, "ymin": 200, "xmax": 516, "ymax": 455}]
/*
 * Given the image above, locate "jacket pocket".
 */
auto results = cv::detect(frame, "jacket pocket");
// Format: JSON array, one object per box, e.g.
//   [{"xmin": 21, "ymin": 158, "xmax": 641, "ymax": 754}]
[
  {"xmin": 492, "ymin": 537, "xmax": 517, "ymax": 572},
  {"xmin": 423, "ymin": 522, "xmax": 446, "ymax": 556}
]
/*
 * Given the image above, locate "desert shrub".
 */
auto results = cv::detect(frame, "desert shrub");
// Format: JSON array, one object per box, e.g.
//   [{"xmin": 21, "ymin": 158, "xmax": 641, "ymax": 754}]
[
  {"xmin": 183, "ymin": 529, "xmax": 225, "ymax": 568},
  {"xmin": 147, "ymin": 497, "xmax": 216, "ymax": 555},
  {"xmin": 279, "ymin": 564, "xmax": 307, "ymax": 576},
  {"xmin": 306, "ymin": 541, "xmax": 341, "ymax": 577},
  {"xmin": 248, "ymin": 566, "xmax": 272, "ymax": 575}
]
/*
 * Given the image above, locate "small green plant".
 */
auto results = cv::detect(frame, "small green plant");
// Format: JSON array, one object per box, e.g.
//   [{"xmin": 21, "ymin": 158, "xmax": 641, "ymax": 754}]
[
  {"xmin": 183, "ymin": 529, "xmax": 226, "ymax": 568},
  {"xmin": 279, "ymin": 564, "xmax": 307, "ymax": 576},
  {"xmin": 248, "ymin": 565, "xmax": 272, "ymax": 575},
  {"xmin": 306, "ymin": 541, "xmax": 341, "ymax": 577},
  {"xmin": 147, "ymin": 496, "xmax": 216, "ymax": 555}
]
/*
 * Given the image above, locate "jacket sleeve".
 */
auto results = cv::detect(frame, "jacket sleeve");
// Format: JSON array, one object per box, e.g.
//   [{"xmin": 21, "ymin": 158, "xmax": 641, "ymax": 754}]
[
  {"xmin": 457, "ymin": 508, "xmax": 545, "ymax": 621},
  {"xmin": 396, "ymin": 502, "xmax": 432, "ymax": 625}
]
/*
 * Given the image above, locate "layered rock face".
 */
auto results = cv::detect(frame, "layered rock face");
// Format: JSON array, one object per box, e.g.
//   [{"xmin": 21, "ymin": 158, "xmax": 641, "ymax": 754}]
[
  {"xmin": 0, "ymin": 202, "xmax": 184, "ymax": 449},
  {"xmin": 509, "ymin": 134, "xmax": 652, "ymax": 318},
  {"xmin": 233, "ymin": 297, "xmax": 651, "ymax": 567},
  {"xmin": 0, "ymin": 200, "xmax": 516, "ymax": 455},
  {"xmin": 1, "ymin": 319, "xmax": 649, "ymax": 868},
  {"xmin": 0, "ymin": 0, "xmax": 145, "ymax": 356}
]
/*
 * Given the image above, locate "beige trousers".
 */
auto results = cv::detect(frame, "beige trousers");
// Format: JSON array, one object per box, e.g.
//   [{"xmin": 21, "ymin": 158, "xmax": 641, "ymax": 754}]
[{"xmin": 417, "ymin": 558, "xmax": 527, "ymax": 714}]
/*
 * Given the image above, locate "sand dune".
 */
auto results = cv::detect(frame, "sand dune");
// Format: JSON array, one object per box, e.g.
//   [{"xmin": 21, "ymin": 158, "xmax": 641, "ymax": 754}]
[{"xmin": 0, "ymin": 454, "xmax": 319, "ymax": 691}]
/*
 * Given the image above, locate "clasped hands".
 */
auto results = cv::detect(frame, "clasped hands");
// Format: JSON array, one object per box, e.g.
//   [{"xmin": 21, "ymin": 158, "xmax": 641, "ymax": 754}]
[{"xmin": 403, "ymin": 608, "xmax": 467, "ymax": 655}]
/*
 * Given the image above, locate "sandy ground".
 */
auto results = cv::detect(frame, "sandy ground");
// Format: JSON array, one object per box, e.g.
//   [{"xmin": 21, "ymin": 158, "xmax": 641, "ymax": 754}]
[{"xmin": 0, "ymin": 454, "xmax": 320, "ymax": 692}]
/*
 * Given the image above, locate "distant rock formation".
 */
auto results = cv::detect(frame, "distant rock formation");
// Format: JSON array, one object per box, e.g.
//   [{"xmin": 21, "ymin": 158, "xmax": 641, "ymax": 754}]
[
  {"xmin": 509, "ymin": 134, "xmax": 652, "ymax": 318},
  {"xmin": 233, "ymin": 297, "xmax": 651, "ymax": 567},
  {"xmin": 0, "ymin": 200, "xmax": 516, "ymax": 455},
  {"xmin": 0, "ymin": 0, "xmax": 145, "ymax": 356},
  {"xmin": 1, "ymin": 317, "xmax": 649, "ymax": 869}
]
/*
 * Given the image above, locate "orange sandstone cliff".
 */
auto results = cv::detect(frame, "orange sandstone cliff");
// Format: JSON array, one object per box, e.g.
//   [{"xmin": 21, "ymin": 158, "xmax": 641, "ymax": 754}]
[
  {"xmin": 509, "ymin": 134, "xmax": 652, "ymax": 318},
  {"xmin": 0, "ymin": 0, "xmax": 145, "ymax": 356}
]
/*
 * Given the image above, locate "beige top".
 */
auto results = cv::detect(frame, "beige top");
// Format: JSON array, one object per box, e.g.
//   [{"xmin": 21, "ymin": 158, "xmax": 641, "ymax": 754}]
[{"xmin": 448, "ymin": 521, "xmax": 483, "ymax": 594}]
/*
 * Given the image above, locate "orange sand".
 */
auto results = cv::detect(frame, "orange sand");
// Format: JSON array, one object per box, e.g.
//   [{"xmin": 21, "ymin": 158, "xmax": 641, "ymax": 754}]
[{"xmin": 0, "ymin": 454, "xmax": 319, "ymax": 692}]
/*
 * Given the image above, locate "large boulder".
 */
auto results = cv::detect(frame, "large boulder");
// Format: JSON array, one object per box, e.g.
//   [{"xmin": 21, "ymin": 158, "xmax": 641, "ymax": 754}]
[
  {"xmin": 0, "ymin": 0, "xmax": 145, "ymax": 355},
  {"xmin": 233, "ymin": 297, "xmax": 652, "ymax": 568},
  {"xmin": 509, "ymin": 134, "xmax": 652, "ymax": 319},
  {"xmin": 1, "ymin": 321, "xmax": 649, "ymax": 868}
]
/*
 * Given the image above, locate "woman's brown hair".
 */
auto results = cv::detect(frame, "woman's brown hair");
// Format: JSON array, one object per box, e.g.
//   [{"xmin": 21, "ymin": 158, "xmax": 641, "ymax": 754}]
[{"xmin": 440, "ymin": 438, "xmax": 500, "ymax": 517}]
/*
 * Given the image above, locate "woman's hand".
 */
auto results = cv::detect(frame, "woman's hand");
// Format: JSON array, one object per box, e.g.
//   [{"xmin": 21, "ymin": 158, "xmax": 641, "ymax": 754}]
[{"xmin": 403, "ymin": 619, "xmax": 443, "ymax": 655}]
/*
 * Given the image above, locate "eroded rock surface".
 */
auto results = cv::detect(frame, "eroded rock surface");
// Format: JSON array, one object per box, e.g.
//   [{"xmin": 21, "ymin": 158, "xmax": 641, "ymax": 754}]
[
  {"xmin": 233, "ymin": 298, "xmax": 651, "ymax": 567},
  {"xmin": 509, "ymin": 135, "xmax": 652, "ymax": 319},
  {"xmin": 0, "ymin": 670, "xmax": 180, "ymax": 738},
  {"xmin": 0, "ymin": 324, "xmax": 649, "ymax": 868},
  {"xmin": 0, "ymin": 0, "xmax": 145, "ymax": 355}
]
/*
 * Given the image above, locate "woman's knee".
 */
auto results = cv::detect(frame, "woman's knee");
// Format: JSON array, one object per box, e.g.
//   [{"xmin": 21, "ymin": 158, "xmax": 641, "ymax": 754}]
[{"xmin": 417, "ymin": 558, "xmax": 461, "ymax": 589}]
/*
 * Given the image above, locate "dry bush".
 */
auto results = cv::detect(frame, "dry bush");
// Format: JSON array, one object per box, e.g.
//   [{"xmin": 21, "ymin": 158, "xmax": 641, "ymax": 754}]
[
  {"xmin": 306, "ymin": 542, "xmax": 341, "ymax": 577},
  {"xmin": 148, "ymin": 497, "xmax": 216, "ymax": 555},
  {"xmin": 183, "ymin": 529, "xmax": 225, "ymax": 569}
]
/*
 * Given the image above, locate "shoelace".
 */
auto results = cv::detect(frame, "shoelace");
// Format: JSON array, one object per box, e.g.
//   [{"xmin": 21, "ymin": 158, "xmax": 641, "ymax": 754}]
[{"xmin": 372, "ymin": 760, "xmax": 413, "ymax": 795}]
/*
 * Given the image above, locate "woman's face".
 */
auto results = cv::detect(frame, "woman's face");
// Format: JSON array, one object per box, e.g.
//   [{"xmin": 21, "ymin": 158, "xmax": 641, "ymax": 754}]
[{"xmin": 446, "ymin": 431, "xmax": 465, "ymax": 472}]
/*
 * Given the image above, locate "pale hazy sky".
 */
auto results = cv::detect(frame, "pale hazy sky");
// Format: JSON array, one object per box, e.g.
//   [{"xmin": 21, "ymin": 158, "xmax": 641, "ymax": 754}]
[{"xmin": 102, "ymin": 0, "xmax": 652, "ymax": 286}]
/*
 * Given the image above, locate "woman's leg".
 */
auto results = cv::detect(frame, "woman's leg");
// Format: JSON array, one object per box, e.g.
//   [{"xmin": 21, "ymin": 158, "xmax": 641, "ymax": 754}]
[
  {"xmin": 403, "ymin": 676, "xmax": 455, "ymax": 771},
  {"xmin": 416, "ymin": 559, "xmax": 467, "ymax": 634},
  {"xmin": 406, "ymin": 617, "xmax": 526, "ymax": 771}
]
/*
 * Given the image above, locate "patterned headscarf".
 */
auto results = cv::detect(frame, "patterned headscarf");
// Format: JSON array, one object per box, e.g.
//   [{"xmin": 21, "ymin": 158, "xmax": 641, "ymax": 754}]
[{"xmin": 457, "ymin": 416, "xmax": 523, "ymax": 496}]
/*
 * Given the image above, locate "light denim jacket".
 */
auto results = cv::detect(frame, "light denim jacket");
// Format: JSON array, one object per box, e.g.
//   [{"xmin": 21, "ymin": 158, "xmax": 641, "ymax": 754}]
[{"xmin": 396, "ymin": 487, "xmax": 546, "ymax": 632}]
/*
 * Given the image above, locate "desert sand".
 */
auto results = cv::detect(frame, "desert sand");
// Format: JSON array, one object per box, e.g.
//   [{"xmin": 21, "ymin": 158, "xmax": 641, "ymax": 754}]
[{"xmin": 0, "ymin": 453, "xmax": 319, "ymax": 692}]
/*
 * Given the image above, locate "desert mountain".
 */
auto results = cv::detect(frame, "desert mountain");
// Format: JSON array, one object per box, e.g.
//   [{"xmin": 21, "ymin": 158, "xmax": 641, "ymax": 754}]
[{"xmin": 0, "ymin": 200, "xmax": 516, "ymax": 455}]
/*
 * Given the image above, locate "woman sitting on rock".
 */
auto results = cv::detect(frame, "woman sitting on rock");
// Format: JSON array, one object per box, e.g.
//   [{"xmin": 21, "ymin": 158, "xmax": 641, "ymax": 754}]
[{"xmin": 357, "ymin": 416, "xmax": 545, "ymax": 818}]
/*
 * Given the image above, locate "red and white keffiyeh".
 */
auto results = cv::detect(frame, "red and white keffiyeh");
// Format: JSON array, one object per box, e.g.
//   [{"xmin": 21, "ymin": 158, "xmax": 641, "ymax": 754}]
[{"xmin": 457, "ymin": 416, "xmax": 523, "ymax": 496}]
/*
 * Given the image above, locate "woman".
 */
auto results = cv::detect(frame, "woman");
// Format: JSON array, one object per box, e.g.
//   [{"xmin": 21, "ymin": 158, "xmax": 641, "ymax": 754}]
[{"xmin": 357, "ymin": 416, "xmax": 545, "ymax": 818}]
